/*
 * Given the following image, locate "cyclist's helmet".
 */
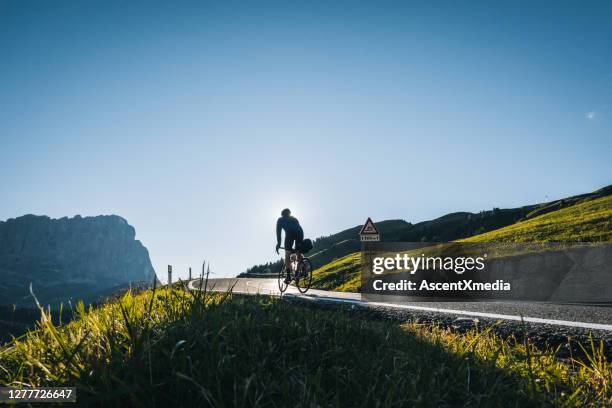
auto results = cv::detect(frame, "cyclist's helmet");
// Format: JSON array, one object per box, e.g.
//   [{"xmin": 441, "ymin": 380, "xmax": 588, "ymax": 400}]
[{"xmin": 281, "ymin": 208, "xmax": 291, "ymax": 217}]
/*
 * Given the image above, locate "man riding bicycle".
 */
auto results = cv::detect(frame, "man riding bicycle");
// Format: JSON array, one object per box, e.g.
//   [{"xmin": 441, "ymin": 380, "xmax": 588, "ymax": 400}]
[{"xmin": 275, "ymin": 208, "xmax": 304, "ymax": 284}]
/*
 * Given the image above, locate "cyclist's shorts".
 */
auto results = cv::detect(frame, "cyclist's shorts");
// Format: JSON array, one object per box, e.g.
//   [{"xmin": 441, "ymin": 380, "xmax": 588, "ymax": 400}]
[{"xmin": 284, "ymin": 229, "xmax": 304, "ymax": 251}]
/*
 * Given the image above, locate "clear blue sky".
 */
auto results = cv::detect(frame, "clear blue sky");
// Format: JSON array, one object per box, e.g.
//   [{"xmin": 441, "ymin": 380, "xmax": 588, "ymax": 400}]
[{"xmin": 1, "ymin": 1, "xmax": 610, "ymax": 281}]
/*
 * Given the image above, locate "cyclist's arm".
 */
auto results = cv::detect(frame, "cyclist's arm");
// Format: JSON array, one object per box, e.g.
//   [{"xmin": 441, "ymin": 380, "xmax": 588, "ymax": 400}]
[{"xmin": 276, "ymin": 218, "xmax": 282, "ymax": 247}]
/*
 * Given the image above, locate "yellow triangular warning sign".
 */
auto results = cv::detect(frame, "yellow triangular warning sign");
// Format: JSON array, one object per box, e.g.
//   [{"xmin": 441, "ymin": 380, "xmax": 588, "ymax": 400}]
[{"xmin": 359, "ymin": 217, "xmax": 379, "ymax": 235}]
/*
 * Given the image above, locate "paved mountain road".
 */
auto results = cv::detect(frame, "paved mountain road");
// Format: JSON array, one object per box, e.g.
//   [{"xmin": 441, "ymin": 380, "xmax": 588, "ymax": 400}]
[{"xmin": 189, "ymin": 278, "xmax": 612, "ymax": 333}]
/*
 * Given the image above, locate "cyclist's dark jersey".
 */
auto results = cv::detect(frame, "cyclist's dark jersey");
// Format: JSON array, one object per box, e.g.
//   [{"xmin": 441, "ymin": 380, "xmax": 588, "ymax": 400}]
[{"xmin": 276, "ymin": 216, "xmax": 304, "ymax": 249}]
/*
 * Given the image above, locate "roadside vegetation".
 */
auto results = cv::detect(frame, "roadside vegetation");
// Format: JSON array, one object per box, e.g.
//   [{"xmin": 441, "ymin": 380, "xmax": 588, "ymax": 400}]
[
  {"xmin": 0, "ymin": 284, "xmax": 610, "ymax": 407},
  {"xmin": 309, "ymin": 252, "xmax": 361, "ymax": 292}
]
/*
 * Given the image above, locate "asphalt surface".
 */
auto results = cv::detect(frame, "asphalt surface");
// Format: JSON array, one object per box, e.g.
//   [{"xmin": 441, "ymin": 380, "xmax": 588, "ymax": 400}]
[{"xmin": 190, "ymin": 277, "xmax": 612, "ymax": 356}]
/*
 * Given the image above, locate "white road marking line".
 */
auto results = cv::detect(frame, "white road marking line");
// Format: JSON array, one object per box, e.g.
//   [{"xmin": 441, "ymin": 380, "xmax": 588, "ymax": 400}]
[
  {"xmin": 189, "ymin": 279, "xmax": 612, "ymax": 331},
  {"xmin": 294, "ymin": 295, "xmax": 612, "ymax": 332}
]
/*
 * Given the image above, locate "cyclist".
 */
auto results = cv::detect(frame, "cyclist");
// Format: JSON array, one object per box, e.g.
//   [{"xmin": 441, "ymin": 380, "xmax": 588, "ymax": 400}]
[{"xmin": 275, "ymin": 208, "xmax": 304, "ymax": 283}]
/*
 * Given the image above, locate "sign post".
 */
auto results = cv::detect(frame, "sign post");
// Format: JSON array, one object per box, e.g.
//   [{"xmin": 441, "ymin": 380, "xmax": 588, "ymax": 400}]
[{"xmin": 359, "ymin": 218, "xmax": 380, "ymax": 290}]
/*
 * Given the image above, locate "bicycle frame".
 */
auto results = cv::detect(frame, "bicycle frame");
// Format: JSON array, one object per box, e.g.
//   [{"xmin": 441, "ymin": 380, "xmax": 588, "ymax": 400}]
[
  {"xmin": 278, "ymin": 246, "xmax": 303, "ymax": 275},
  {"xmin": 277, "ymin": 246, "xmax": 313, "ymax": 294}
]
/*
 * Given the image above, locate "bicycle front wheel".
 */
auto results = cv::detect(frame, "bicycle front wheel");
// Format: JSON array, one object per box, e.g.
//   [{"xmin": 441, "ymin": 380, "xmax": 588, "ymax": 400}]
[
  {"xmin": 296, "ymin": 258, "xmax": 313, "ymax": 294},
  {"xmin": 277, "ymin": 260, "xmax": 289, "ymax": 293}
]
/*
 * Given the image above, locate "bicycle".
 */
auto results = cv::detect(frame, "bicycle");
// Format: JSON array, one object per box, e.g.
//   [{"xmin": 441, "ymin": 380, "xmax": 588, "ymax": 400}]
[{"xmin": 277, "ymin": 246, "xmax": 313, "ymax": 294}]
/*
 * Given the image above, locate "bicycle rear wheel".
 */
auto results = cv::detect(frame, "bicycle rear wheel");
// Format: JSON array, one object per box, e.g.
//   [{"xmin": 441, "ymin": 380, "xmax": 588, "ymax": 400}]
[
  {"xmin": 296, "ymin": 258, "xmax": 313, "ymax": 293},
  {"xmin": 277, "ymin": 260, "xmax": 289, "ymax": 293}
]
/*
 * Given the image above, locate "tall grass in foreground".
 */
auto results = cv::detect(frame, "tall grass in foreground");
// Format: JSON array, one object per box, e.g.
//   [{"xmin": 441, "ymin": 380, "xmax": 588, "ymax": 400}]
[{"xmin": 0, "ymin": 284, "xmax": 609, "ymax": 407}]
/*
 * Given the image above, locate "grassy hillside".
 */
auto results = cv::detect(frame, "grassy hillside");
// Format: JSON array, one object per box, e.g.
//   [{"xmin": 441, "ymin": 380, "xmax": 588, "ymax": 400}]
[
  {"xmin": 0, "ymin": 284, "xmax": 609, "ymax": 406},
  {"xmin": 310, "ymin": 190, "xmax": 612, "ymax": 293},
  {"xmin": 462, "ymin": 195, "xmax": 612, "ymax": 243},
  {"xmin": 309, "ymin": 252, "xmax": 361, "ymax": 292}
]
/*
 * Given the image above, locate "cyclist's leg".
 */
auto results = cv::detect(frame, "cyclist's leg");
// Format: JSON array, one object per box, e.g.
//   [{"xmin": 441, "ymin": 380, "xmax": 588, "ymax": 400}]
[
  {"xmin": 284, "ymin": 233, "xmax": 296, "ymax": 283},
  {"xmin": 283, "ymin": 249, "xmax": 291, "ymax": 272},
  {"xmin": 295, "ymin": 229, "xmax": 304, "ymax": 259}
]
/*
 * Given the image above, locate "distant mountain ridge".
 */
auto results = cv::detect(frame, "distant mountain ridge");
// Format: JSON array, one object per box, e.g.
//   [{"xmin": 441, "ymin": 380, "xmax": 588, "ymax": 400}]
[
  {"xmin": 240, "ymin": 185, "xmax": 612, "ymax": 277},
  {"xmin": 0, "ymin": 214, "xmax": 156, "ymax": 307}
]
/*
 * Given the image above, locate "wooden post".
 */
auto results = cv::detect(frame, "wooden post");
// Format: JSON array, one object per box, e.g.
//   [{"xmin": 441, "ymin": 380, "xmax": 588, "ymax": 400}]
[{"xmin": 168, "ymin": 265, "xmax": 172, "ymax": 285}]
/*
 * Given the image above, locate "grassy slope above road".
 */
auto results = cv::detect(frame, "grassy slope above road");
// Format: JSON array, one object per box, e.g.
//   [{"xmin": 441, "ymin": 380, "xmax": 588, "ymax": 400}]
[
  {"xmin": 308, "ymin": 252, "xmax": 361, "ymax": 292},
  {"xmin": 1, "ymin": 285, "xmax": 609, "ymax": 407},
  {"xmin": 462, "ymin": 194, "xmax": 612, "ymax": 243},
  {"xmin": 310, "ymin": 193, "xmax": 612, "ymax": 293}
]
